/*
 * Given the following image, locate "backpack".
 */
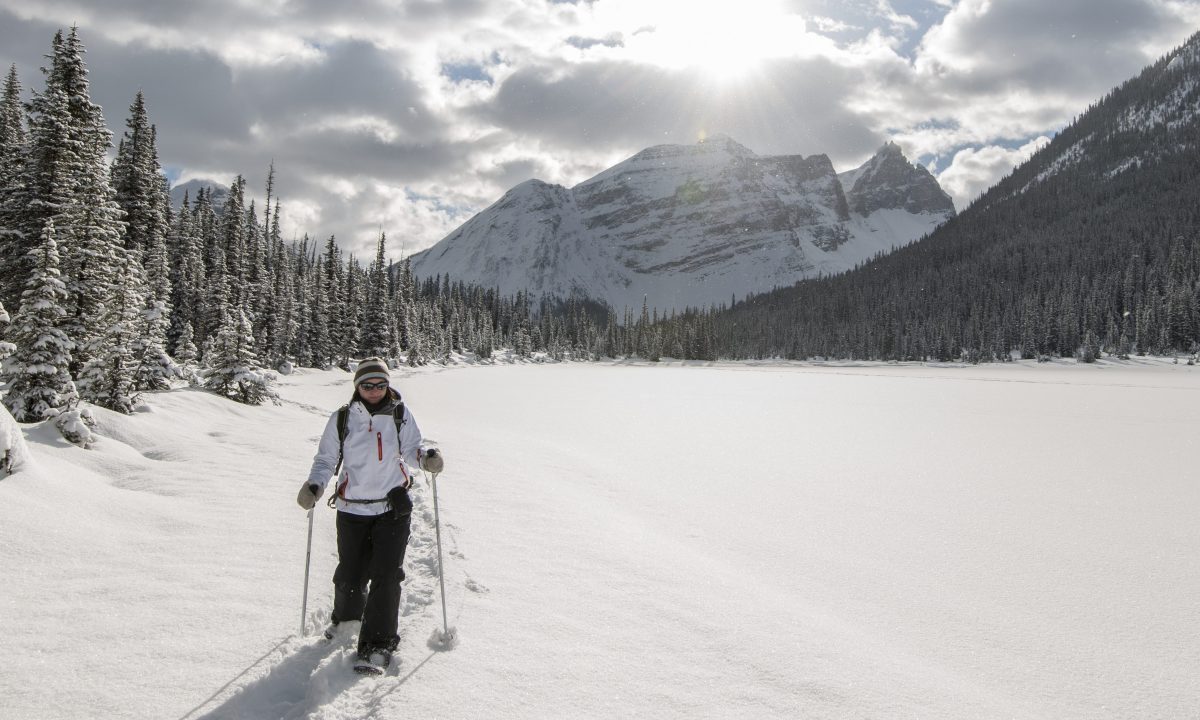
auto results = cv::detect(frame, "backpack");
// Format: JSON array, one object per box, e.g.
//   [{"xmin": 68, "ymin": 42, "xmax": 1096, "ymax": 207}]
[{"xmin": 326, "ymin": 399, "xmax": 406, "ymax": 508}]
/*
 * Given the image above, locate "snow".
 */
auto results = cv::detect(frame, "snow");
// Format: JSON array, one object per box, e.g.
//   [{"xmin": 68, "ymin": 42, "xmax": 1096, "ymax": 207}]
[
  {"xmin": 2, "ymin": 359, "xmax": 1199, "ymax": 718},
  {"xmin": 0, "ymin": 402, "xmax": 27, "ymax": 472},
  {"xmin": 411, "ymin": 140, "xmax": 953, "ymax": 314}
]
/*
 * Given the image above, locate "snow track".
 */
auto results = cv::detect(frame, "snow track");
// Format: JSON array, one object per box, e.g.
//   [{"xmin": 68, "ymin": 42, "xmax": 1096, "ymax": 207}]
[{"xmin": 189, "ymin": 477, "xmax": 460, "ymax": 720}]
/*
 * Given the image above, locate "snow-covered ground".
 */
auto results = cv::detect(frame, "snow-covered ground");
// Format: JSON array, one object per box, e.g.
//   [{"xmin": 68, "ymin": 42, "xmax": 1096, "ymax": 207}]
[{"xmin": 2, "ymin": 358, "xmax": 1199, "ymax": 719}]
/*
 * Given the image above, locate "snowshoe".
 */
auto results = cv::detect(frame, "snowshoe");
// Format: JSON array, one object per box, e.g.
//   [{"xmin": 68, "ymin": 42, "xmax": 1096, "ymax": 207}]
[{"xmin": 353, "ymin": 647, "xmax": 392, "ymax": 676}]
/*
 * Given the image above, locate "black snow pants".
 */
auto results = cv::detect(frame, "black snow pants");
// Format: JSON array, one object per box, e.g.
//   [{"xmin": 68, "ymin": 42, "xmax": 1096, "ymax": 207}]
[{"xmin": 331, "ymin": 509, "xmax": 411, "ymax": 655}]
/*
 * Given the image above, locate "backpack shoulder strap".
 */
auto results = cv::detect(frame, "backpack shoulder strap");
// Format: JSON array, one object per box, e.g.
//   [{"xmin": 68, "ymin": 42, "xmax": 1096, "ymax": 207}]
[
  {"xmin": 327, "ymin": 404, "xmax": 352, "ymax": 509},
  {"xmin": 334, "ymin": 404, "xmax": 350, "ymax": 474},
  {"xmin": 392, "ymin": 400, "xmax": 406, "ymax": 451}
]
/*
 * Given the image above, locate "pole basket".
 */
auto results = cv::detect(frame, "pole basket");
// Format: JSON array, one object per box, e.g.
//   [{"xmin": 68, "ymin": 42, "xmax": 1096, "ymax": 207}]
[{"xmin": 427, "ymin": 626, "xmax": 459, "ymax": 651}]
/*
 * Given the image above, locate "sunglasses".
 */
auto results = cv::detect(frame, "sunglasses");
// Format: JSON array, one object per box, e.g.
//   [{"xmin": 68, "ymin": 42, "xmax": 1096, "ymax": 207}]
[{"xmin": 358, "ymin": 381, "xmax": 389, "ymax": 391}]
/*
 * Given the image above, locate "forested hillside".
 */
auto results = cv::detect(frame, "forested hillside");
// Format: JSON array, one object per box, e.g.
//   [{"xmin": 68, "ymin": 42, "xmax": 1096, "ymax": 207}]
[{"xmin": 697, "ymin": 32, "xmax": 1200, "ymax": 362}]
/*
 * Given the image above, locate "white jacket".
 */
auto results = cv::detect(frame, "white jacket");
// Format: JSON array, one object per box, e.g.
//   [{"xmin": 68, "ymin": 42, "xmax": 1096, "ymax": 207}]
[{"xmin": 308, "ymin": 395, "xmax": 425, "ymax": 516}]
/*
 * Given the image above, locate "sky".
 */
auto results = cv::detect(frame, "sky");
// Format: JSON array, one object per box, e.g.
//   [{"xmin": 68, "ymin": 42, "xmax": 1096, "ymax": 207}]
[{"xmin": 1, "ymin": 0, "xmax": 1197, "ymax": 262}]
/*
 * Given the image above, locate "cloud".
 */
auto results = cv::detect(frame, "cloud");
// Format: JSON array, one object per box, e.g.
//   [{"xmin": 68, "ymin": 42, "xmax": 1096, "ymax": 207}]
[
  {"xmin": 935, "ymin": 136, "xmax": 1051, "ymax": 210},
  {"xmin": 566, "ymin": 32, "xmax": 625, "ymax": 50},
  {"xmin": 918, "ymin": 0, "xmax": 1179, "ymax": 91},
  {"xmin": 0, "ymin": 0, "xmax": 1196, "ymax": 264},
  {"xmin": 475, "ymin": 55, "xmax": 882, "ymax": 162},
  {"xmin": 880, "ymin": 0, "xmax": 1200, "ymax": 183}
]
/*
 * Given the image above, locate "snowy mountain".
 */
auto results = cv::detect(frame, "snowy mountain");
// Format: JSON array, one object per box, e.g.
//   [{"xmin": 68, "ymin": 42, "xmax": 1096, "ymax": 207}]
[
  {"xmin": 168, "ymin": 178, "xmax": 229, "ymax": 210},
  {"xmin": 410, "ymin": 136, "xmax": 954, "ymax": 311}
]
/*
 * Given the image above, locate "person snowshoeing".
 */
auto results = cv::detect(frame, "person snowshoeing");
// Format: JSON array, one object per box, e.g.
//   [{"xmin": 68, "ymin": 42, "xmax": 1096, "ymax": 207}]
[{"xmin": 296, "ymin": 357, "xmax": 444, "ymax": 675}]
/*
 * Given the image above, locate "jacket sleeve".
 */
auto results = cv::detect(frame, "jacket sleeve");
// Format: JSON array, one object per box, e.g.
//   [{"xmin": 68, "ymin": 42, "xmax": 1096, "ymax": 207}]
[
  {"xmin": 400, "ymin": 405, "xmax": 424, "ymax": 470},
  {"xmin": 307, "ymin": 411, "xmax": 342, "ymax": 491}
]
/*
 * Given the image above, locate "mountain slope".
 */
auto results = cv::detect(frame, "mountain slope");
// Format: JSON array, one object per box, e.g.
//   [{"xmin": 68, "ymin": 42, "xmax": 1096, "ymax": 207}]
[
  {"xmin": 412, "ymin": 136, "xmax": 954, "ymax": 311},
  {"xmin": 710, "ymin": 31, "xmax": 1200, "ymax": 361}
]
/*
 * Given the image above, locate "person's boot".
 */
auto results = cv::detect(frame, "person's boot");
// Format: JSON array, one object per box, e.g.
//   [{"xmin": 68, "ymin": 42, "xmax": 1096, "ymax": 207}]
[
  {"xmin": 353, "ymin": 645, "xmax": 392, "ymax": 675},
  {"xmin": 322, "ymin": 619, "xmax": 360, "ymax": 643}
]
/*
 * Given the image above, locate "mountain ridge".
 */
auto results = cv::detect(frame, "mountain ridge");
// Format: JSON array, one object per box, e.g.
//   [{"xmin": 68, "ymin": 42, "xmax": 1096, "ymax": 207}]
[{"xmin": 411, "ymin": 137, "xmax": 955, "ymax": 311}]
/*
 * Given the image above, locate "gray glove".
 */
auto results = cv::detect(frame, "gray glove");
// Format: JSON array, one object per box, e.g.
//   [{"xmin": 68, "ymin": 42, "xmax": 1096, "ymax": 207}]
[
  {"xmin": 297, "ymin": 482, "xmax": 321, "ymax": 510},
  {"xmin": 420, "ymin": 448, "xmax": 444, "ymax": 473}
]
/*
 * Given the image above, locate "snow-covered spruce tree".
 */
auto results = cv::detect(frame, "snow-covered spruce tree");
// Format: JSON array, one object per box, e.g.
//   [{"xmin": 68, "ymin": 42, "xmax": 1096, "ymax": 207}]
[
  {"xmin": 167, "ymin": 191, "xmax": 205, "ymax": 356},
  {"xmin": 1, "ymin": 219, "xmax": 78, "ymax": 423},
  {"xmin": 113, "ymin": 92, "xmax": 175, "ymax": 390},
  {"xmin": 54, "ymin": 402, "xmax": 96, "ymax": 448},
  {"xmin": 441, "ymin": 326, "xmax": 453, "ymax": 363},
  {"xmin": 5, "ymin": 57, "xmax": 78, "ymax": 313},
  {"xmin": 173, "ymin": 320, "xmax": 201, "ymax": 384},
  {"xmin": 1077, "ymin": 329, "xmax": 1101, "ymax": 364},
  {"xmin": 290, "ymin": 235, "xmax": 314, "ymax": 365},
  {"xmin": 360, "ymin": 233, "xmax": 394, "ymax": 358},
  {"xmin": 131, "ymin": 295, "xmax": 177, "ymax": 391},
  {"xmin": 407, "ymin": 329, "xmax": 426, "ymax": 366},
  {"xmin": 323, "ymin": 234, "xmax": 352, "ymax": 369},
  {"xmin": 245, "ymin": 200, "xmax": 268, "ymax": 325},
  {"xmin": 204, "ymin": 308, "xmax": 276, "ymax": 405},
  {"xmin": 472, "ymin": 315, "xmax": 493, "ymax": 362},
  {"xmin": 112, "ymin": 93, "xmax": 166, "ymax": 258},
  {"xmin": 0, "ymin": 64, "xmax": 28, "ymax": 310},
  {"xmin": 0, "ymin": 63, "xmax": 25, "ymax": 184},
  {"xmin": 304, "ymin": 247, "xmax": 331, "ymax": 368},
  {"xmin": 396, "ymin": 258, "xmax": 415, "ymax": 352},
  {"xmin": 0, "ymin": 400, "xmax": 30, "ymax": 474},
  {"xmin": 0, "ymin": 301, "xmax": 12, "ymax": 362},
  {"xmin": 185, "ymin": 187, "xmax": 216, "ymax": 346},
  {"xmin": 202, "ymin": 190, "xmax": 231, "ymax": 355},
  {"xmin": 255, "ymin": 195, "xmax": 280, "ymax": 361},
  {"xmin": 77, "ymin": 248, "xmax": 143, "ymax": 414},
  {"xmin": 267, "ymin": 212, "xmax": 298, "ymax": 368},
  {"xmin": 344, "ymin": 253, "xmax": 365, "ymax": 361},
  {"xmin": 220, "ymin": 176, "xmax": 247, "ymax": 309},
  {"xmin": 39, "ymin": 29, "xmax": 131, "ymax": 377},
  {"xmin": 251, "ymin": 169, "xmax": 277, "ymax": 349}
]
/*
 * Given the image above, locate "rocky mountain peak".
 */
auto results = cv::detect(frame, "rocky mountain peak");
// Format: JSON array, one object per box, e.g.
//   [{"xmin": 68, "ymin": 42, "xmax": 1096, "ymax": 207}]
[
  {"xmin": 412, "ymin": 136, "xmax": 955, "ymax": 311},
  {"xmin": 848, "ymin": 142, "xmax": 955, "ymax": 216},
  {"xmin": 695, "ymin": 133, "xmax": 755, "ymax": 155}
]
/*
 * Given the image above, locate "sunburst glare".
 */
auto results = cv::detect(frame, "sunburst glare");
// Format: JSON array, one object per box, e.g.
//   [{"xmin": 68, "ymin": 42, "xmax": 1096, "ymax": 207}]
[{"xmin": 601, "ymin": 0, "xmax": 811, "ymax": 83}]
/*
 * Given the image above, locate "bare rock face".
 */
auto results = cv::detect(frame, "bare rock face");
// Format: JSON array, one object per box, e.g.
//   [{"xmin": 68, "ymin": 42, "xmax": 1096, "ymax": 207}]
[
  {"xmin": 846, "ymin": 141, "xmax": 955, "ymax": 216},
  {"xmin": 412, "ymin": 136, "xmax": 956, "ymax": 311}
]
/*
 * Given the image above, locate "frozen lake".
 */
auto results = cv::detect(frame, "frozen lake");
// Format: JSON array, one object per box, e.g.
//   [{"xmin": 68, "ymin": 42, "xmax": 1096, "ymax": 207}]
[{"xmin": 2, "ymin": 359, "xmax": 1197, "ymax": 718}]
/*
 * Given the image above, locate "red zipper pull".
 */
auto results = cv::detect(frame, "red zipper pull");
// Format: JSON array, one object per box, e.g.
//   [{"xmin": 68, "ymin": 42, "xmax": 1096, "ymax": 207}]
[{"xmin": 377, "ymin": 432, "xmax": 383, "ymax": 461}]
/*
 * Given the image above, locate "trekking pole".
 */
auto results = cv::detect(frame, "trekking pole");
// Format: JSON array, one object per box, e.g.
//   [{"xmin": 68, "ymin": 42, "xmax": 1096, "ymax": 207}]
[
  {"xmin": 430, "ymin": 471, "xmax": 456, "ymax": 646},
  {"xmin": 301, "ymin": 507, "xmax": 315, "ymax": 637}
]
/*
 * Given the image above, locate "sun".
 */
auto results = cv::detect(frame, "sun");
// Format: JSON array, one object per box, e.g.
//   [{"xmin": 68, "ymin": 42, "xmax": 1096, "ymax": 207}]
[{"xmin": 620, "ymin": 1, "xmax": 805, "ymax": 83}]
